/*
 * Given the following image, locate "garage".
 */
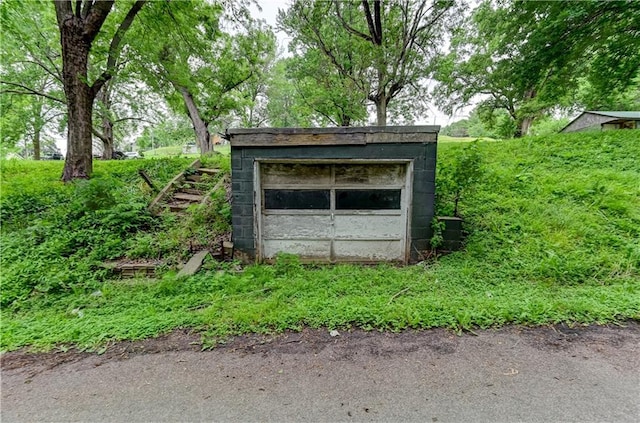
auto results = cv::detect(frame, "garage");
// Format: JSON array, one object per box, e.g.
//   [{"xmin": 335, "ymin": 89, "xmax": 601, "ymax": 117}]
[
  {"xmin": 259, "ymin": 161, "xmax": 411, "ymax": 262},
  {"xmin": 227, "ymin": 126, "xmax": 439, "ymax": 263}
]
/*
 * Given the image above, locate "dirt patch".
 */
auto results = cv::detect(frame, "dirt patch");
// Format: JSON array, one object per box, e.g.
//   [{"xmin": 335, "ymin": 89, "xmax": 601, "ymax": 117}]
[
  {"xmin": 2, "ymin": 321, "xmax": 638, "ymax": 377},
  {"xmin": 0, "ymin": 329, "xmax": 201, "ymax": 376},
  {"xmin": 517, "ymin": 321, "xmax": 639, "ymax": 352},
  {"xmin": 194, "ymin": 327, "xmax": 463, "ymax": 360}
]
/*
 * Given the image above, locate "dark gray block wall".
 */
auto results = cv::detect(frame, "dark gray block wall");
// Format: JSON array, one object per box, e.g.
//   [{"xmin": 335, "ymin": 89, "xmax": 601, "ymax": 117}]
[{"xmin": 231, "ymin": 143, "xmax": 437, "ymax": 262}]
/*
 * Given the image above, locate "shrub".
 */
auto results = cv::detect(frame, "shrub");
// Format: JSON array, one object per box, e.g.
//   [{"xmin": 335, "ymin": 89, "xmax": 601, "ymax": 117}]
[{"xmin": 435, "ymin": 140, "xmax": 484, "ymax": 217}]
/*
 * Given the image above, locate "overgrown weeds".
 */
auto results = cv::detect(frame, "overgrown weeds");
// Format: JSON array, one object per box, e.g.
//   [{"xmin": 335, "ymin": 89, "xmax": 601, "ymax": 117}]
[{"xmin": 0, "ymin": 156, "xmax": 230, "ymax": 308}]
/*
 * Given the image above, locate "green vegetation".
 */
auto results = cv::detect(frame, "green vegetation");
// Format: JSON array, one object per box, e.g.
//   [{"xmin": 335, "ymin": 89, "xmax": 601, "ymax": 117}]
[
  {"xmin": 0, "ymin": 155, "xmax": 230, "ymax": 309},
  {"xmin": 142, "ymin": 146, "xmax": 195, "ymax": 158},
  {"xmin": 1, "ymin": 132, "xmax": 639, "ymax": 351},
  {"xmin": 439, "ymin": 135, "xmax": 495, "ymax": 143},
  {"xmin": 143, "ymin": 145, "xmax": 230, "ymax": 158},
  {"xmin": 435, "ymin": 1, "xmax": 640, "ymax": 137}
]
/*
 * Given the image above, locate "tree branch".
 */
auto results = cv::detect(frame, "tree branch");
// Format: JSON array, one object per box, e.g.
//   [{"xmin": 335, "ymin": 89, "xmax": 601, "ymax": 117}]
[
  {"xmin": 223, "ymin": 71, "xmax": 253, "ymax": 94},
  {"xmin": 81, "ymin": 0, "xmax": 92, "ymax": 19},
  {"xmin": 360, "ymin": 0, "xmax": 380, "ymax": 44},
  {"xmin": 92, "ymin": 0, "xmax": 145, "ymax": 96},
  {"xmin": 14, "ymin": 59, "xmax": 62, "ymax": 84},
  {"xmin": 294, "ymin": 82, "xmax": 339, "ymax": 126},
  {"xmin": 372, "ymin": 0, "xmax": 382, "ymax": 44},
  {"xmin": 332, "ymin": 0, "xmax": 373, "ymax": 43},
  {"xmin": 0, "ymin": 81, "xmax": 65, "ymax": 104},
  {"xmin": 114, "ymin": 116, "xmax": 155, "ymax": 125},
  {"xmin": 82, "ymin": 1, "xmax": 114, "ymax": 43},
  {"xmin": 92, "ymin": 127, "xmax": 109, "ymax": 143},
  {"xmin": 54, "ymin": 0, "xmax": 73, "ymax": 22},
  {"xmin": 300, "ymin": 10, "xmax": 365, "ymax": 92}
]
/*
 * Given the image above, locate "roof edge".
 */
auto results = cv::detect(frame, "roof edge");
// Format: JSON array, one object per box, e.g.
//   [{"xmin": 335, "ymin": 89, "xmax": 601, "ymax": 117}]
[{"xmin": 226, "ymin": 125, "xmax": 441, "ymax": 137}]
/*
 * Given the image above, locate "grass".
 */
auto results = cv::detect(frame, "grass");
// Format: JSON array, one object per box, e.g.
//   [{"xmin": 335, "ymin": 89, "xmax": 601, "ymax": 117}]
[
  {"xmin": 143, "ymin": 144, "xmax": 230, "ymax": 157},
  {"xmin": 3, "ymin": 261, "xmax": 637, "ymax": 350},
  {"xmin": 1, "ymin": 131, "xmax": 639, "ymax": 351},
  {"xmin": 439, "ymin": 135, "xmax": 496, "ymax": 143}
]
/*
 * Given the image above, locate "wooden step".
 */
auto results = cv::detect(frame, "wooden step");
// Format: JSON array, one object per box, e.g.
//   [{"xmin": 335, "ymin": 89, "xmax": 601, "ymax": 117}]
[
  {"xmin": 185, "ymin": 174, "xmax": 202, "ymax": 182},
  {"xmin": 180, "ymin": 188, "xmax": 206, "ymax": 195},
  {"xmin": 198, "ymin": 168, "xmax": 220, "ymax": 175},
  {"xmin": 167, "ymin": 203, "xmax": 192, "ymax": 212},
  {"xmin": 181, "ymin": 181, "xmax": 209, "ymax": 189},
  {"xmin": 173, "ymin": 192, "xmax": 205, "ymax": 202}
]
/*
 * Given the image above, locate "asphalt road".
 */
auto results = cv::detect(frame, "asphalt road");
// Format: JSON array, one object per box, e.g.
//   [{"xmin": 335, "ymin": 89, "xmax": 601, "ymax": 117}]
[{"xmin": 2, "ymin": 323, "xmax": 639, "ymax": 422}]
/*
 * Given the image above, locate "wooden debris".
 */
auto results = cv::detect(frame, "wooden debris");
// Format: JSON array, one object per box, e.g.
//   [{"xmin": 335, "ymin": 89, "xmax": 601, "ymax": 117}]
[
  {"xmin": 138, "ymin": 169, "xmax": 158, "ymax": 192},
  {"xmin": 148, "ymin": 159, "xmax": 201, "ymax": 214},
  {"xmin": 185, "ymin": 174, "xmax": 202, "ymax": 182},
  {"xmin": 222, "ymin": 241, "xmax": 234, "ymax": 259},
  {"xmin": 102, "ymin": 261, "xmax": 163, "ymax": 278},
  {"xmin": 177, "ymin": 250, "xmax": 210, "ymax": 278},
  {"xmin": 168, "ymin": 203, "xmax": 192, "ymax": 212}
]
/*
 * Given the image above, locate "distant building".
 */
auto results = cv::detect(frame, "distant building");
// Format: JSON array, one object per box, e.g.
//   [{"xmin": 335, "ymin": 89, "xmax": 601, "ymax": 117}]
[
  {"xmin": 561, "ymin": 111, "xmax": 640, "ymax": 133},
  {"xmin": 182, "ymin": 143, "xmax": 198, "ymax": 154}
]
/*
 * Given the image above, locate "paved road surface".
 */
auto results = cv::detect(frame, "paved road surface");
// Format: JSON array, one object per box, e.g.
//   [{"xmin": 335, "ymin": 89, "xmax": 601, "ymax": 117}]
[{"xmin": 2, "ymin": 324, "xmax": 639, "ymax": 422}]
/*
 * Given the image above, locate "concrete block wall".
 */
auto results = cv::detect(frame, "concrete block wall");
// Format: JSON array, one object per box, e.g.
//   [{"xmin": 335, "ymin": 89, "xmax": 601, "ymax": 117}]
[{"xmin": 231, "ymin": 142, "xmax": 437, "ymax": 262}]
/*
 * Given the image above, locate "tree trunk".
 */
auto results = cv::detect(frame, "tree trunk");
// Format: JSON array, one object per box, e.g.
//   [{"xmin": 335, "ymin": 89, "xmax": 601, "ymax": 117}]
[
  {"xmin": 375, "ymin": 94, "xmax": 387, "ymax": 126},
  {"xmin": 31, "ymin": 88, "xmax": 45, "ymax": 160},
  {"xmin": 97, "ymin": 85, "xmax": 114, "ymax": 159},
  {"xmin": 33, "ymin": 129, "xmax": 41, "ymax": 160},
  {"xmin": 339, "ymin": 115, "xmax": 351, "ymax": 127},
  {"xmin": 519, "ymin": 116, "xmax": 534, "ymax": 137},
  {"xmin": 100, "ymin": 118, "xmax": 114, "ymax": 159},
  {"xmin": 515, "ymin": 89, "xmax": 537, "ymax": 138},
  {"xmin": 176, "ymin": 84, "xmax": 212, "ymax": 154},
  {"xmin": 58, "ymin": 14, "xmax": 95, "ymax": 181}
]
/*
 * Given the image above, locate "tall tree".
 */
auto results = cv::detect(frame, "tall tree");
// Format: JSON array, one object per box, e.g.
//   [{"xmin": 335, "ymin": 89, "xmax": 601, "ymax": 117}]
[
  {"xmin": 576, "ymin": 77, "xmax": 640, "ymax": 112},
  {"xmin": 91, "ymin": 72, "xmax": 163, "ymax": 158},
  {"xmin": 279, "ymin": 0, "xmax": 457, "ymax": 126},
  {"xmin": 234, "ymin": 38, "xmax": 279, "ymax": 128},
  {"xmin": 131, "ymin": 1, "xmax": 275, "ymax": 153},
  {"xmin": 264, "ymin": 59, "xmax": 315, "ymax": 127},
  {"xmin": 435, "ymin": 0, "xmax": 640, "ymax": 137},
  {"xmin": 286, "ymin": 50, "xmax": 368, "ymax": 126},
  {"xmin": 0, "ymin": 0, "xmax": 65, "ymax": 159},
  {"xmin": 54, "ymin": 0, "xmax": 145, "ymax": 181}
]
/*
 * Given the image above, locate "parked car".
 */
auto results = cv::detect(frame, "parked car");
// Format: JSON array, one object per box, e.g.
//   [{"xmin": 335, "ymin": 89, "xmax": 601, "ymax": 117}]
[
  {"xmin": 124, "ymin": 151, "xmax": 143, "ymax": 159},
  {"xmin": 42, "ymin": 152, "xmax": 63, "ymax": 160}
]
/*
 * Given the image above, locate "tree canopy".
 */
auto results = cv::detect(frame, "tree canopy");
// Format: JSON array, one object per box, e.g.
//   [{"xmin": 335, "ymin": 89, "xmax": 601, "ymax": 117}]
[
  {"xmin": 279, "ymin": 0, "xmax": 458, "ymax": 126},
  {"xmin": 2, "ymin": 0, "xmax": 639, "ymax": 171},
  {"xmin": 435, "ymin": 0, "xmax": 640, "ymax": 137}
]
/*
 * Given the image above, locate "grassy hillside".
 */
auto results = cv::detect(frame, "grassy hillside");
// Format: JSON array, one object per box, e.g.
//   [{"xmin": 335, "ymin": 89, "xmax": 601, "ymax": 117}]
[
  {"xmin": 0, "ymin": 156, "xmax": 231, "ymax": 307},
  {"xmin": 440, "ymin": 131, "xmax": 639, "ymax": 285},
  {"xmin": 1, "ymin": 131, "xmax": 638, "ymax": 350},
  {"xmin": 143, "ymin": 145, "xmax": 230, "ymax": 157}
]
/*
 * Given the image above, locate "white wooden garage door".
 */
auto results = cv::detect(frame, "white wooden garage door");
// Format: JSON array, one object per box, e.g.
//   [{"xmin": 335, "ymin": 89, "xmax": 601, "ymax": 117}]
[{"xmin": 257, "ymin": 161, "xmax": 411, "ymax": 262}]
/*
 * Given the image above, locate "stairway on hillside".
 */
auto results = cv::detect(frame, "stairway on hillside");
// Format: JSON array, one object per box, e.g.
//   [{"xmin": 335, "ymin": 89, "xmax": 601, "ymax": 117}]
[
  {"xmin": 149, "ymin": 160, "xmax": 226, "ymax": 215},
  {"xmin": 165, "ymin": 167, "xmax": 221, "ymax": 212}
]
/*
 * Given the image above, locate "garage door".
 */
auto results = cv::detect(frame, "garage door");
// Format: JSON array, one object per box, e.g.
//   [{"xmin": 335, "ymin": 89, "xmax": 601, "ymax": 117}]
[{"xmin": 258, "ymin": 162, "xmax": 411, "ymax": 262}]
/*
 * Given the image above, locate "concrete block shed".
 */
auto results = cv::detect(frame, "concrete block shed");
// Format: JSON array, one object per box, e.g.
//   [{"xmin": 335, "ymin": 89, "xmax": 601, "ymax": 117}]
[{"xmin": 227, "ymin": 126, "xmax": 439, "ymax": 264}]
